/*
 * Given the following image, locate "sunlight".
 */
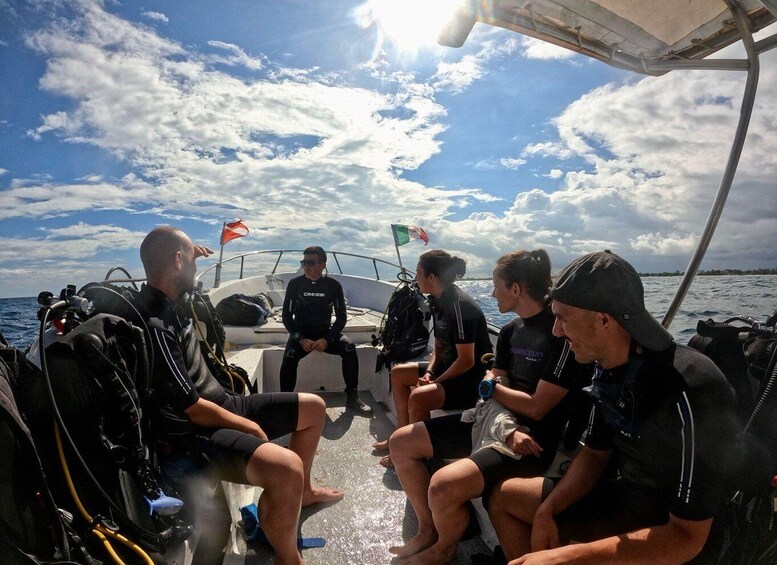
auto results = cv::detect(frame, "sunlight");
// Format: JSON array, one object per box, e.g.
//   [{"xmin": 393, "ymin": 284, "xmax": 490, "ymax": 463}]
[{"xmin": 362, "ymin": 0, "xmax": 459, "ymax": 52}]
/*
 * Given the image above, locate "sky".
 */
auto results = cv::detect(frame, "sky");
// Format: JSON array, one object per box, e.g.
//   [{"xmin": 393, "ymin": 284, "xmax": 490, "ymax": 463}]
[{"xmin": 1, "ymin": 0, "xmax": 776, "ymax": 298}]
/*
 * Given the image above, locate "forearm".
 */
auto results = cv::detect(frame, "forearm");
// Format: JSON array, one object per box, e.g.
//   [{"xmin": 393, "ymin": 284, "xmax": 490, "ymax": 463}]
[
  {"xmin": 534, "ymin": 519, "xmax": 711, "ymax": 565},
  {"xmin": 435, "ymin": 355, "xmax": 474, "ymax": 382},
  {"xmin": 186, "ymin": 399, "xmax": 262, "ymax": 436},
  {"xmin": 540, "ymin": 448, "xmax": 610, "ymax": 517},
  {"xmin": 493, "ymin": 380, "xmax": 567, "ymax": 422}
]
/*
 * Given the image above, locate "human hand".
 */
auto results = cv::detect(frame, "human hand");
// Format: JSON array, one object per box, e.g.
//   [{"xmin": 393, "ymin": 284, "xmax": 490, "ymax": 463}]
[
  {"xmin": 530, "ymin": 507, "xmax": 560, "ymax": 552},
  {"xmin": 300, "ymin": 338, "xmax": 315, "ymax": 352},
  {"xmin": 193, "ymin": 245, "xmax": 214, "ymax": 259},
  {"xmin": 314, "ymin": 338, "xmax": 328, "ymax": 352},
  {"xmin": 253, "ymin": 423, "xmax": 269, "ymax": 442},
  {"xmin": 417, "ymin": 374, "xmax": 433, "ymax": 386},
  {"xmin": 510, "ymin": 548, "xmax": 567, "ymax": 565},
  {"xmin": 507, "ymin": 430, "xmax": 543, "ymax": 457}
]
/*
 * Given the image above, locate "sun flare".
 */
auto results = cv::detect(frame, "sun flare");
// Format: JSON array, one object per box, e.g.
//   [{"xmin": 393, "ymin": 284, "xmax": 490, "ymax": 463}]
[{"xmin": 365, "ymin": 0, "xmax": 458, "ymax": 52}]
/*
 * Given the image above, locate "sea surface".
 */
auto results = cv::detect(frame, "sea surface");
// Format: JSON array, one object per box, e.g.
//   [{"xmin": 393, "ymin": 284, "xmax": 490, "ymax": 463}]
[{"xmin": 1, "ymin": 275, "xmax": 775, "ymax": 350}]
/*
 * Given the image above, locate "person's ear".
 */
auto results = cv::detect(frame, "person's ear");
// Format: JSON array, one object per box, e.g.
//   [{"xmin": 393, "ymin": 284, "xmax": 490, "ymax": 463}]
[
  {"xmin": 511, "ymin": 282, "xmax": 522, "ymax": 297},
  {"xmin": 599, "ymin": 312, "xmax": 615, "ymax": 329},
  {"xmin": 174, "ymin": 250, "xmax": 184, "ymax": 270}
]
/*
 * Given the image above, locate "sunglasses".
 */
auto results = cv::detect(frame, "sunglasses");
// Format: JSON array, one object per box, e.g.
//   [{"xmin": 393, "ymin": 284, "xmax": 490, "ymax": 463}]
[{"xmin": 300, "ymin": 259, "xmax": 319, "ymax": 267}]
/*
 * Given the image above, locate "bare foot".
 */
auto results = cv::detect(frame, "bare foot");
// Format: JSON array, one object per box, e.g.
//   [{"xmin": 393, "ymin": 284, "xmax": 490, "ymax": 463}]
[
  {"xmin": 397, "ymin": 543, "xmax": 457, "ymax": 564},
  {"xmin": 379, "ymin": 454, "xmax": 394, "ymax": 468},
  {"xmin": 389, "ymin": 529, "xmax": 437, "ymax": 557},
  {"xmin": 372, "ymin": 439, "xmax": 389, "ymax": 450},
  {"xmin": 302, "ymin": 486, "xmax": 344, "ymax": 507}
]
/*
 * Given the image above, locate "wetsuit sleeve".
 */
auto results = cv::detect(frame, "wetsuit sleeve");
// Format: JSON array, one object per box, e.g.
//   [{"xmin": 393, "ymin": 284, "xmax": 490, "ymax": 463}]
[
  {"xmin": 453, "ymin": 297, "xmax": 482, "ymax": 345},
  {"xmin": 542, "ymin": 339, "xmax": 592, "ymax": 391},
  {"xmin": 327, "ymin": 279, "xmax": 347, "ymax": 344},
  {"xmin": 669, "ymin": 385, "xmax": 736, "ymax": 520},
  {"xmin": 282, "ymin": 278, "xmax": 302, "ymax": 336},
  {"xmin": 583, "ymin": 404, "xmax": 613, "ymax": 451},
  {"xmin": 493, "ymin": 323, "xmax": 513, "ymax": 371},
  {"xmin": 148, "ymin": 325, "xmax": 199, "ymax": 412}
]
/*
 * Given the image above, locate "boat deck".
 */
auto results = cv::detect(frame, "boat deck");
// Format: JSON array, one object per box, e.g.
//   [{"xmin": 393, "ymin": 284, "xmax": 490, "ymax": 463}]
[{"xmin": 202, "ymin": 391, "xmax": 492, "ymax": 564}]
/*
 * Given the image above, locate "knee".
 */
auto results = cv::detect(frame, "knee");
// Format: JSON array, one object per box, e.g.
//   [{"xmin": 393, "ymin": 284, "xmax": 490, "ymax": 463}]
[
  {"xmin": 428, "ymin": 473, "xmax": 461, "ymax": 512},
  {"xmin": 249, "ymin": 446, "xmax": 304, "ymax": 492},
  {"xmin": 408, "ymin": 388, "xmax": 432, "ymax": 414},
  {"xmin": 388, "ymin": 425, "xmax": 421, "ymax": 464},
  {"xmin": 299, "ymin": 392, "xmax": 326, "ymax": 414}
]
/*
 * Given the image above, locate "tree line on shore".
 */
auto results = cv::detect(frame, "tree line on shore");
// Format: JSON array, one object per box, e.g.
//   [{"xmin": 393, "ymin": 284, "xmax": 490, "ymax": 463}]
[{"xmin": 638, "ymin": 268, "xmax": 777, "ymax": 277}]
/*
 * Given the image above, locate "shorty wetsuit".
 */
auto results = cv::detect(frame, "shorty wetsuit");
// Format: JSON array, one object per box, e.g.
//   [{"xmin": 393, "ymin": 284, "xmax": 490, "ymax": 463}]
[
  {"xmin": 137, "ymin": 284, "xmax": 299, "ymax": 483},
  {"xmin": 427, "ymin": 284, "xmax": 493, "ymax": 409},
  {"xmin": 543, "ymin": 343, "xmax": 739, "ymax": 547},
  {"xmin": 279, "ymin": 275, "xmax": 359, "ymax": 392},
  {"xmin": 425, "ymin": 310, "xmax": 591, "ymax": 499}
]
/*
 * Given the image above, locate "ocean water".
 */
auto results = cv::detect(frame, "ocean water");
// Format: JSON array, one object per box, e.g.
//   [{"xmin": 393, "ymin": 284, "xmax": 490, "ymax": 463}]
[{"xmin": 1, "ymin": 276, "xmax": 775, "ymax": 350}]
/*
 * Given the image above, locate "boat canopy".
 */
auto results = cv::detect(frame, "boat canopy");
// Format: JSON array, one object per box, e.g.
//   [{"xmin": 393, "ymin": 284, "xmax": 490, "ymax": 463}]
[
  {"xmin": 439, "ymin": 0, "xmax": 777, "ymax": 75},
  {"xmin": 438, "ymin": 0, "xmax": 777, "ymax": 328}
]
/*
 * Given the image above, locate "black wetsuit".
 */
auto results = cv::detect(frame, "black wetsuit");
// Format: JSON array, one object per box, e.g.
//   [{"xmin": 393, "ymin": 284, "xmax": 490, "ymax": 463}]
[
  {"xmin": 136, "ymin": 285, "xmax": 299, "ymax": 483},
  {"xmin": 427, "ymin": 284, "xmax": 493, "ymax": 409},
  {"xmin": 279, "ymin": 275, "xmax": 358, "ymax": 392},
  {"xmin": 546, "ymin": 343, "xmax": 739, "ymax": 545},
  {"xmin": 425, "ymin": 310, "xmax": 591, "ymax": 499}
]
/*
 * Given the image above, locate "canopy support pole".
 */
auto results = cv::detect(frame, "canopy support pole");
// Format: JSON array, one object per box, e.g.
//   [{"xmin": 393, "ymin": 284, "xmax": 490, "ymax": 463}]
[{"xmin": 662, "ymin": 0, "xmax": 760, "ymax": 328}]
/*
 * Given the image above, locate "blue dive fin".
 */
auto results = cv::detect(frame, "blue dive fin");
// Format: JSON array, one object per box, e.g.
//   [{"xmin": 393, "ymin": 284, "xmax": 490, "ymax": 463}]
[{"xmin": 239, "ymin": 503, "xmax": 326, "ymax": 549}]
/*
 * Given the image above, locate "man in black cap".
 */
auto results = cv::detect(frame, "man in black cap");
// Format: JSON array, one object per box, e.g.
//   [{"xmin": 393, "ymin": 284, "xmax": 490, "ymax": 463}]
[{"xmin": 488, "ymin": 250, "xmax": 738, "ymax": 564}]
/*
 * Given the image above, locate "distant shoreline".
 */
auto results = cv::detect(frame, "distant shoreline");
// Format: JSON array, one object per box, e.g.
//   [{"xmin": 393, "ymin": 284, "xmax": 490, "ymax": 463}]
[{"xmin": 462, "ymin": 269, "xmax": 777, "ymax": 281}]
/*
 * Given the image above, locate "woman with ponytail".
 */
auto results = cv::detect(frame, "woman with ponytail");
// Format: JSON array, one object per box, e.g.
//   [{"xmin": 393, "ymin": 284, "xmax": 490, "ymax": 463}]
[
  {"xmin": 372, "ymin": 249, "xmax": 493, "ymax": 467},
  {"xmin": 386, "ymin": 249, "xmax": 591, "ymax": 562}
]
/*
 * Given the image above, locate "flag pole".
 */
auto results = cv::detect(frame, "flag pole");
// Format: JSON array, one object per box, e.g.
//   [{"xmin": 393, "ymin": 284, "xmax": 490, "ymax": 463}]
[
  {"xmin": 215, "ymin": 221, "xmax": 226, "ymax": 288},
  {"xmin": 390, "ymin": 224, "xmax": 406, "ymax": 275}
]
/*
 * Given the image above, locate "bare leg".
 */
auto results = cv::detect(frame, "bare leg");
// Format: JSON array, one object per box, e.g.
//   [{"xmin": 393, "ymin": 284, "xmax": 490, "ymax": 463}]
[
  {"xmin": 289, "ymin": 393, "xmax": 344, "ymax": 506},
  {"xmin": 407, "ymin": 384, "xmax": 445, "ymax": 424},
  {"xmin": 488, "ymin": 477, "xmax": 545, "ymax": 561},
  {"xmin": 246, "ymin": 443, "xmax": 305, "ymax": 564},
  {"xmin": 391, "ymin": 363, "xmax": 423, "ymax": 429},
  {"xmin": 401, "ymin": 458, "xmax": 485, "ymax": 564},
  {"xmin": 388, "ymin": 423, "xmax": 437, "ymax": 557}
]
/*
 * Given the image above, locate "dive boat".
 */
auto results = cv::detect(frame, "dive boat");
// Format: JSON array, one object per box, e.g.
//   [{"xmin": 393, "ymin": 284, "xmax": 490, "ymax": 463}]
[
  {"xmin": 8, "ymin": 2, "xmax": 776, "ymax": 564},
  {"xmin": 183, "ymin": 2, "xmax": 777, "ymax": 563}
]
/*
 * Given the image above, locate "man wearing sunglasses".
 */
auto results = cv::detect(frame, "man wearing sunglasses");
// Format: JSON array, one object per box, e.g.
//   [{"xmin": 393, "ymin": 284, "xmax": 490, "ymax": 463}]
[{"xmin": 279, "ymin": 246, "xmax": 373, "ymax": 415}]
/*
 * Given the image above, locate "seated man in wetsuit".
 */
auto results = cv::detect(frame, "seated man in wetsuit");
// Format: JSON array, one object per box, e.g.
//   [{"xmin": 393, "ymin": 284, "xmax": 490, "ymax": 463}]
[
  {"xmin": 279, "ymin": 246, "xmax": 372, "ymax": 415},
  {"xmin": 137, "ymin": 227, "xmax": 343, "ymax": 565},
  {"xmin": 488, "ymin": 251, "xmax": 740, "ymax": 565}
]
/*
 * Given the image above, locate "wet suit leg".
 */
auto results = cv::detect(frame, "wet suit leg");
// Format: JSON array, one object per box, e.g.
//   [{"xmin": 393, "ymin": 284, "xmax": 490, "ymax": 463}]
[
  {"xmin": 324, "ymin": 335, "xmax": 359, "ymax": 392},
  {"xmin": 280, "ymin": 338, "xmax": 309, "ymax": 392}
]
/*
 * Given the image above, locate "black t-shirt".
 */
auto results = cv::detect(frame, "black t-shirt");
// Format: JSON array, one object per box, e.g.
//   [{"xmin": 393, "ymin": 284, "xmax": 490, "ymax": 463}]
[
  {"xmin": 585, "ymin": 343, "xmax": 739, "ymax": 522},
  {"xmin": 493, "ymin": 311, "xmax": 592, "ymax": 451},
  {"xmin": 431, "ymin": 285, "xmax": 492, "ymax": 377},
  {"xmin": 282, "ymin": 275, "xmax": 347, "ymax": 343}
]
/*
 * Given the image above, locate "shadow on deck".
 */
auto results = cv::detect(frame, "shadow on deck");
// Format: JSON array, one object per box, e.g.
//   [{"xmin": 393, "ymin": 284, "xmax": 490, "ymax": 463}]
[{"xmin": 219, "ymin": 391, "xmax": 492, "ymax": 564}]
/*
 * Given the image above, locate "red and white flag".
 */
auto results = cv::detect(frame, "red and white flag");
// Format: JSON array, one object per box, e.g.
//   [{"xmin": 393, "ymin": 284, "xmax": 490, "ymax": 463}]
[{"xmin": 220, "ymin": 219, "xmax": 249, "ymax": 246}]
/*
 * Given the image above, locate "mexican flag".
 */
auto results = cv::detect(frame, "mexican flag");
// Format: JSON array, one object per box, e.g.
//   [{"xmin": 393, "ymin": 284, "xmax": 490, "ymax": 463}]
[{"xmin": 392, "ymin": 224, "xmax": 429, "ymax": 246}]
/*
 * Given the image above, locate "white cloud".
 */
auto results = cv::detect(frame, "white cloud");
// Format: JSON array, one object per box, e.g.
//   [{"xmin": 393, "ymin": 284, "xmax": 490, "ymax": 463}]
[
  {"xmin": 544, "ymin": 168, "xmax": 562, "ymax": 179},
  {"xmin": 207, "ymin": 41, "xmax": 265, "ymax": 70},
  {"xmin": 141, "ymin": 11, "xmax": 169, "ymax": 24},
  {"xmin": 0, "ymin": 168, "xmax": 8, "ymax": 176},
  {"xmin": 520, "ymin": 37, "xmax": 576, "ymax": 61},
  {"xmin": 431, "ymin": 35, "xmax": 519, "ymax": 94},
  {"xmin": 499, "ymin": 157, "xmax": 527, "ymax": 170}
]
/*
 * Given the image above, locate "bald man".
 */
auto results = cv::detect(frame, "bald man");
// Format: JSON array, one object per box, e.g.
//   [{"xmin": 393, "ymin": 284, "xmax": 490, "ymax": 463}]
[{"xmin": 137, "ymin": 226, "xmax": 342, "ymax": 565}]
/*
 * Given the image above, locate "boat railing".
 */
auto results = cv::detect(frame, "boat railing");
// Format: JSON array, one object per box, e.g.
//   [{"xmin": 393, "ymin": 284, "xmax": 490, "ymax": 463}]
[{"xmin": 197, "ymin": 249, "xmax": 410, "ymax": 288}]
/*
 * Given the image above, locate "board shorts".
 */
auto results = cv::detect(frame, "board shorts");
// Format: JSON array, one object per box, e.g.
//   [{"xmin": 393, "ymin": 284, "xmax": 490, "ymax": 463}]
[{"xmin": 194, "ymin": 392, "xmax": 300, "ymax": 484}]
